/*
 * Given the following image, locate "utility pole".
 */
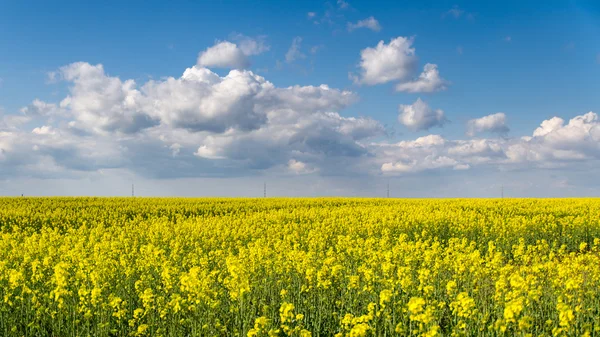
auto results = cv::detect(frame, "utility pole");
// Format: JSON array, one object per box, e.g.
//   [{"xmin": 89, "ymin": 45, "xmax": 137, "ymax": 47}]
[
  {"xmin": 132, "ymin": 184, "xmax": 135, "ymax": 197},
  {"xmin": 264, "ymin": 182, "xmax": 266, "ymax": 198},
  {"xmin": 387, "ymin": 181, "xmax": 390, "ymax": 198},
  {"xmin": 501, "ymin": 184, "xmax": 504, "ymax": 199}
]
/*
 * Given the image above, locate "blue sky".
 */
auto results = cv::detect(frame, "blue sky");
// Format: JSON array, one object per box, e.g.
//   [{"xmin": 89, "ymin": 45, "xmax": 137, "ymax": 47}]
[{"xmin": 0, "ymin": 0, "xmax": 599, "ymax": 197}]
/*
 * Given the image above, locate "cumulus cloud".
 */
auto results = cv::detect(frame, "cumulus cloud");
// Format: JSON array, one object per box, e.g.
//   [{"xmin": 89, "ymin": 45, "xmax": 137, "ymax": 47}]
[
  {"xmin": 193, "ymin": 111, "xmax": 384, "ymax": 172},
  {"xmin": 528, "ymin": 112, "xmax": 600, "ymax": 153},
  {"xmin": 376, "ymin": 111, "xmax": 600, "ymax": 176},
  {"xmin": 57, "ymin": 62, "xmax": 159, "ymax": 134},
  {"xmin": 352, "ymin": 36, "xmax": 418, "ymax": 85},
  {"xmin": 0, "ymin": 119, "xmax": 125, "ymax": 178},
  {"xmin": 504, "ymin": 113, "xmax": 600, "ymax": 164},
  {"xmin": 503, "ymin": 113, "xmax": 600, "ymax": 165},
  {"xmin": 143, "ymin": 67, "xmax": 270, "ymax": 133},
  {"xmin": 197, "ymin": 36, "xmax": 269, "ymax": 69},
  {"xmin": 288, "ymin": 159, "xmax": 318, "ymax": 174},
  {"xmin": 448, "ymin": 139, "xmax": 505, "ymax": 159},
  {"xmin": 45, "ymin": 61, "xmax": 360, "ymax": 137},
  {"xmin": 377, "ymin": 136, "xmax": 499, "ymax": 175},
  {"xmin": 20, "ymin": 99, "xmax": 65, "ymax": 118},
  {"xmin": 377, "ymin": 135, "xmax": 467, "ymax": 174},
  {"xmin": 230, "ymin": 33, "xmax": 270, "ymax": 56},
  {"xmin": 395, "ymin": 63, "xmax": 448, "ymax": 93},
  {"xmin": 532, "ymin": 117, "xmax": 565, "ymax": 137},
  {"xmin": 352, "ymin": 37, "xmax": 448, "ymax": 90},
  {"xmin": 6, "ymin": 48, "xmax": 600, "ymax": 184},
  {"xmin": 6, "ymin": 58, "xmax": 377, "ymax": 178},
  {"xmin": 398, "ymin": 98, "xmax": 447, "ymax": 131},
  {"xmin": 382, "ymin": 155, "xmax": 464, "ymax": 173},
  {"xmin": 347, "ymin": 17, "xmax": 381, "ymax": 32},
  {"xmin": 0, "ymin": 111, "xmax": 31, "ymax": 131},
  {"xmin": 285, "ymin": 37, "xmax": 306, "ymax": 63},
  {"xmin": 197, "ymin": 41, "xmax": 250, "ymax": 69},
  {"xmin": 466, "ymin": 113, "xmax": 509, "ymax": 136},
  {"xmin": 23, "ymin": 59, "xmax": 360, "ymax": 140}
]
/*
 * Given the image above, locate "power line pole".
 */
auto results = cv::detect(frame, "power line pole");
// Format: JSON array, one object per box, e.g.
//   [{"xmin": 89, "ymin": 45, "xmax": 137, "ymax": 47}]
[
  {"xmin": 387, "ymin": 181, "xmax": 390, "ymax": 198},
  {"xmin": 264, "ymin": 182, "xmax": 266, "ymax": 198},
  {"xmin": 132, "ymin": 184, "xmax": 134, "ymax": 197},
  {"xmin": 501, "ymin": 184, "xmax": 504, "ymax": 199}
]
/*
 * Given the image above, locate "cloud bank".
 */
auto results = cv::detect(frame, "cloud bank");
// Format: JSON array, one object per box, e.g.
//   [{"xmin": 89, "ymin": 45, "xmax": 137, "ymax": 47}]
[{"xmin": 1, "ymin": 48, "xmax": 598, "ymax": 186}]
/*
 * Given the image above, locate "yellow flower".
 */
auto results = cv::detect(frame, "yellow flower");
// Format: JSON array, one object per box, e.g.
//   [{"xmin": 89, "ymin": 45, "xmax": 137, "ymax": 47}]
[
  {"xmin": 408, "ymin": 297, "xmax": 426, "ymax": 316},
  {"xmin": 279, "ymin": 302, "xmax": 295, "ymax": 324}
]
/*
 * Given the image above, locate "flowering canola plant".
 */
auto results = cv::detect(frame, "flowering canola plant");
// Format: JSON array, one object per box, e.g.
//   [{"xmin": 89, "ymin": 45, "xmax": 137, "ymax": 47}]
[{"xmin": 0, "ymin": 197, "xmax": 599, "ymax": 336}]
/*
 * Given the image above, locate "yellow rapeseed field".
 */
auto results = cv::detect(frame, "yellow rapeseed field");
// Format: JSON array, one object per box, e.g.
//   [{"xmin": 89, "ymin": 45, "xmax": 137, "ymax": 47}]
[{"xmin": 1, "ymin": 197, "xmax": 599, "ymax": 336}]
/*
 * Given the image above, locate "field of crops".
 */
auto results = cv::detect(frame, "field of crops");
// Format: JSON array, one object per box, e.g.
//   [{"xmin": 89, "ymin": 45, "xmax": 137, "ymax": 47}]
[{"xmin": 1, "ymin": 198, "xmax": 599, "ymax": 336}]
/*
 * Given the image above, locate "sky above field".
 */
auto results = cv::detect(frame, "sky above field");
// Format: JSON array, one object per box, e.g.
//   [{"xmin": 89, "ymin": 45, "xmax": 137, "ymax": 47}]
[{"xmin": 1, "ymin": 0, "xmax": 600, "ymax": 197}]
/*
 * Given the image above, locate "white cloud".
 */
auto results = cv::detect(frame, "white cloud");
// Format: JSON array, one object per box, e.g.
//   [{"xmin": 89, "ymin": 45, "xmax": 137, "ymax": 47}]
[
  {"xmin": 286, "ymin": 37, "xmax": 306, "ymax": 63},
  {"xmin": 398, "ymin": 98, "xmax": 447, "ymax": 131},
  {"xmin": 32, "ymin": 125, "xmax": 56, "ymax": 135},
  {"xmin": 398, "ymin": 134, "xmax": 446, "ymax": 147},
  {"xmin": 444, "ymin": 6, "xmax": 464, "ymax": 18},
  {"xmin": 7, "ymin": 59, "xmax": 372, "ymax": 178},
  {"xmin": 20, "ymin": 99, "xmax": 65, "ymax": 117},
  {"xmin": 193, "ymin": 111, "xmax": 383, "ymax": 172},
  {"xmin": 149, "ymin": 70, "xmax": 357, "ymax": 136},
  {"xmin": 198, "ymin": 36, "xmax": 270, "ymax": 69},
  {"xmin": 378, "ymin": 111, "xmax": 600, "ymax": 176},
  {"xmin": 143, "ymin": 67, "xmax": 270, "ymax": 133},
  {"xmin": 352, "ymin": 38, "xmax": 450, "ymax": 90},
  {"xmin": 505, "ymin": 113, "xmax": 600, "ymax": 164},
  {"xmin": 288, "ymin": 159, "xmax": 318, "ymax": 174},
  {"xmin": 337, "ymin": 0, "xmax": 349, "ymax": 9},
  {"xmin": 307, "ymin": 12, "xmax": 316, "ymax": 19},
  {"xmin": 5, "ymin": 50, "xmax": 600, "ymax": 190},
  {"xmin": 195, "ymin": 145, "xmax": 226, "ymax": 159},
  {"xmin": 443, "ymin": 6, "xmax": 474, "ymax": 20},
  {"xmin": 395, "ymin": 63, "xmax": 448, "ymax": 93},
  {"xmin": 197, "ymin": 41, "xmax": 249, "ymax": 69},
  {"xmin": 0, "ymin": 109, "xmax": 31, "ymax": 131},
  {"xmin": 45, "ymin": 62, "xmax": 359, "ymax": 137},
  {"xmin": 448, "ymin": 139, "xmax": 505, "ymax": 158},
  {"xmin": 347, "ymin": 17, "xmax": 382, "ymax": 32},
  {"xmin": 352, "ymin": 36, "xmax": 418, "ymax": 85},
  {"xmin": 230, "ymin": 33, "xmax": 270, "ymax": 56},
  {"xmin": 466, "ymin": 112, "xmax": 509, "ymax": 136},
  {"xmin": 376, "ymin": 137, "xmax": 499, "ymax": 176},
  {"xmin": 532, "ymin": 112, "xmax": 600, "ymax": 148},
  {"xmin": 382, "ymin": 155, "xmax": 462, "ymax": 173},
  {"xmin": 504, "ymin": 36, "xmax": 512, "ymax": 42},
  {"xmin": 532, "ymin": 116, "xmax": 564, "ymax": 137},
  {"xmin": 56, "ymin": 62, "xmax": 158, "ymax": 134}
]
